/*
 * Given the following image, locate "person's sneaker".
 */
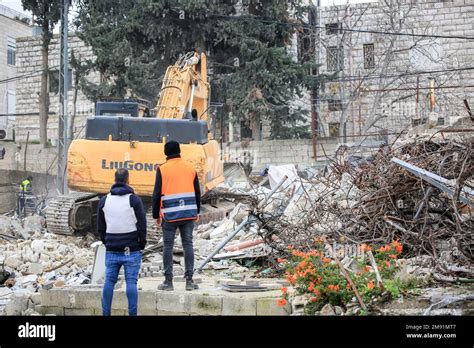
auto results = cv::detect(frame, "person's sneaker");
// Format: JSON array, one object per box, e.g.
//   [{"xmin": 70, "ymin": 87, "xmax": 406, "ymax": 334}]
[
  {"xmin": 157, "ymin": 278, "xmax": 174, "ymax": 291},
  {"xmin": 185, "ymin": 278, "xmax": 199, "ymax": 291}
]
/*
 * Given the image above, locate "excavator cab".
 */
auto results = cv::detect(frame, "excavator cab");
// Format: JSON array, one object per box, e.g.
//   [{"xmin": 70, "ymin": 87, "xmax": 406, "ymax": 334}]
[{"xmin": 95, "ymin": 97, "xmax": 151, "ymax": 118}]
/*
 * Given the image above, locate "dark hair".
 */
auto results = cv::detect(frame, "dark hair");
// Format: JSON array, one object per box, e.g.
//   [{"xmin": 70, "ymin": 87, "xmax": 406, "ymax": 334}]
[
  {"xmin": 27, "ymin": 176, "xmax": 33, "ymax": 181},
  {"xmin": 115, "ymin": 168, "xmax": 129, "ymax": 184}
]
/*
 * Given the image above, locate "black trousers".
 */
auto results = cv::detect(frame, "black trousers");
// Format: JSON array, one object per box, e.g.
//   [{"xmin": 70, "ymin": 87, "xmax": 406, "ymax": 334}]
[{"xmin": 161, "ymin": 220, "xmax": 195, "ymax": 279}]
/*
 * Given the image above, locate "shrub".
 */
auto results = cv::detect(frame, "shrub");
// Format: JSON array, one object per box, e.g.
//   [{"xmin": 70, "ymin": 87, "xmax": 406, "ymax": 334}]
[{"xmin": 277, "ymin": 240, "xmax": 405, "ymax": 315}]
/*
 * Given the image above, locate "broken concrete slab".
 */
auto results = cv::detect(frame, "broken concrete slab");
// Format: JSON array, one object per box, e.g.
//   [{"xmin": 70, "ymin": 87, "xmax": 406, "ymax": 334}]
[
  {"xmin": 28, "ymin": 262, "xmax": 43, "ymax": 274},
  {"xmin": 0, "ymin": 286, "xmax": 13, "ymax": 298},
  {"xmin": 319, "ymin": 303, "xmax": 336, "ymax": 315}
]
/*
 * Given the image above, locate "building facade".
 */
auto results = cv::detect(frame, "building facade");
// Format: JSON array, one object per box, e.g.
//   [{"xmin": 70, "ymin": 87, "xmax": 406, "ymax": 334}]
[
  {"xmin": 227, "ymin": 0, "xmax": 474, "ymax": 143},
  {"xmin": 15, "ymin": 34, "xmax": 97, "ymax": 143},
  {"xmin": 0, "ymin": 4, "xmax": 34, "ymax": 140},
  {"xmin": 310, "ymin": 0, "xmax": 474, "ymax": 140}
]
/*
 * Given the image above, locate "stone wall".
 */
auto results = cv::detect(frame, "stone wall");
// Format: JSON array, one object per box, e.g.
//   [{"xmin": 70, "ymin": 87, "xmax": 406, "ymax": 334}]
[
  {"xmin": 14, "ymin": 34, "xmax": 98, "ymax": 143},
  {"xmin": 0, "ymin": 168, "xmax": 56, "ymax": 214},
  {"xmin": 0, "ymin": 141, "xmax": 57, "ymax": 213},
  {"xmin": 313, "ymin": 0, "xmax": 474, "ymax": 137},
  {"xmin": 224, "ymin": 0, "xmax": 474, "ymax": 141},
  {"xmin": 0, "ymin": 13, "xmax": 33, "ymax": 135},
  {"xmin": 224, "ymin": 137, "xmax": 340, "ymax": 172},
  {"xmin": 0, "ymin": 141, "xmax": 57, "ymax": 174}
]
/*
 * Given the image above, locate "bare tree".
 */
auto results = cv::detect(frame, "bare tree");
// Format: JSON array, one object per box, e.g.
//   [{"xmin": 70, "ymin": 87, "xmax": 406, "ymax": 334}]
[
  {"xmin": 298, "ymin": 0, "xmax": 466, "ymax": 141},
  {"xmin": 22, "ymin": 0, "xmax": 61, "ymax": 147}
]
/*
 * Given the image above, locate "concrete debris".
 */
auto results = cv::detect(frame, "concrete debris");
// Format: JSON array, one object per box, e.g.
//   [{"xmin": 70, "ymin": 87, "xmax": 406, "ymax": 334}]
[
  {"xmin": 0, "ymin": 215, "xmax": 97, "ymax": 315},
  {"xmin": 319, "ymin": 303, "xmax": 336, "ymax": 316},
  {"xmin": 256, "ymin": 132, "xmax": 473, "ymax": 273},
  {"xmin": 28, "ymin": 263, "xmax": 43, "ymax": 274},
  {"xmin": 0, "ymin": 287, "xmax": 13, "ymax": 298}
]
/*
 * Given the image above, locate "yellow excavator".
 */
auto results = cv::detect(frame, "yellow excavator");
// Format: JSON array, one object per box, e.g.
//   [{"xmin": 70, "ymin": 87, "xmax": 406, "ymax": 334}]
[{"xmin": 46, "ymin": 52, "xmax": 224, "ymax": 235}]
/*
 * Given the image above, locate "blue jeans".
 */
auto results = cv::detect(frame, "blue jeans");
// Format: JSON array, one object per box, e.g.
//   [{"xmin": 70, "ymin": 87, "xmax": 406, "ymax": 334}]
[{"xmin": 102, "ymin": 250, "xmax": 141, "ymax": 316}]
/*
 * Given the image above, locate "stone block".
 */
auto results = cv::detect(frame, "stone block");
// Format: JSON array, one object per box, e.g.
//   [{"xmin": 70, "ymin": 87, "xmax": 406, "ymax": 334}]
[
  {"xmin": 222, "ymin": 297, "xmax": 257, "ymax": 315},
  {"xmin": 187, "ymin": 293, "xmax": 223, "ymax": 315},
  {"xmin": 138, "ymin": 291, "xmax": 157, "ymax": 315},
  {"xmin": 256, "ymin": 297, "xmax": 291, "ymax": 316},
  {"xmin": 157, "ymin": 292, "xmax": 187, "ymax": 314},
  {"xmin": 64, "ymin": 308, "xmax": 96, "ymax": 316},
  {"xmin": 71, "ymin": 289, "xmax": 102, "ymax": 309},
  {"xmin": 5, "ymin": 293, "xmax": 30, "ymax": 315},
  {"xmin": 40, "ymin": 289, "xmax": 70, "ymax": 308},
  {"xmin": 30, "ymin": 293, "xmax": 42, "ymax": 305},
  {"xmin": 275, "ymin": 279, "xmax": 291, "ymax": 287},
  {"xmin": 245, "ymin": 279, "xmax": 260, "ymax": 287},
  {"xmin": 35, "ymin": 306, "xmax": 65, "ymax": 316},
  {"xmin": 110, "ymin": 291, "xmax": 128, "ymax": 310}
]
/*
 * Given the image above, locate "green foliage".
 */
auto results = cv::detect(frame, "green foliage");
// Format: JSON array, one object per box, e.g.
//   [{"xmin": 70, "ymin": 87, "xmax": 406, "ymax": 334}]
[
  {"xmin": 279, "ymin": 240, "xmax": 413, "ymax": 315},
  {"xmin": 22, "ymin": 0, "xmax": 61, "ymax": 44},
  {"xmin": 74, "ymin": 0, "xmax": 320, "ymax": 139}
]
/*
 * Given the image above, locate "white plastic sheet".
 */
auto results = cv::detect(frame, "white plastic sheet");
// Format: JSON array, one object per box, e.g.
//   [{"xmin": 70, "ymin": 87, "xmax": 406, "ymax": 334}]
[{"xmin": 268, "ymin": 164, "xmax": 299, "ymax": 190}]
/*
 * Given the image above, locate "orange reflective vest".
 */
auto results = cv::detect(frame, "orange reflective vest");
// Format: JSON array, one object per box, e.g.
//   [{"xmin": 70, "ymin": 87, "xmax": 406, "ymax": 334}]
[{"xmin": 160, "ymin": 158, "xmax": 198, "ymax": 222}]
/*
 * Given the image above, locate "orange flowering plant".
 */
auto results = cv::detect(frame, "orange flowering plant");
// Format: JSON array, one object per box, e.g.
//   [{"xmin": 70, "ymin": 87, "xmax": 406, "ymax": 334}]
[{"xmin": 277, "ymin": 240, "xmax": 405, "ymax": 315}]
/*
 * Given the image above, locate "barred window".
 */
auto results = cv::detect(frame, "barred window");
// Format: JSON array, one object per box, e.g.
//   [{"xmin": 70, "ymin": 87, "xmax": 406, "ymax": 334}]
[
  {"xmin": 297, "ymin": 31, "xmax": 313, "ymax": 63},
  {"xmin": 325, "ymin": 23, "xmax": 341, "ymax": 35},
  {"xmin": 327, "ymin": 99, "xmax": 343, "ymax": 112},
  {"xmin": 363, "ymin": 43, "xmax": 375, "ymax": 69},
  {"xmin": 327, "ymin": 46, "xmax": 343, "ymax": 71},
  {"xmin": 7, "ymin": 37, "xmax": 16, "ymax": 66}
]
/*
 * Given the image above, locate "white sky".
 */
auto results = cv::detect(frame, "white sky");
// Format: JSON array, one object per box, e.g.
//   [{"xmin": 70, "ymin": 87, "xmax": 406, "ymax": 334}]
[
  {"xmin": 0, "ymin": 0, "xmax": 29, "ymax": 15},
  {"xmin": 2, "ymin": 0, "xmax": 378, "ymax": 17}
]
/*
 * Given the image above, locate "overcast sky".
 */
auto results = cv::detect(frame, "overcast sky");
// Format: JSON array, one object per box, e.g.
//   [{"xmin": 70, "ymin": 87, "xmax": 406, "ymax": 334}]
[{"xmin": 2, "ymin": 0, "xmax": 378, "ymax": 17}]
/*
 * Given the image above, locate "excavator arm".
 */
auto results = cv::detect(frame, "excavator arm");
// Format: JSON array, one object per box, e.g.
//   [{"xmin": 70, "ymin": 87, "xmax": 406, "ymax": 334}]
[{"xmin": 156, "ymin": 52, "xmax": 210, "ymax": 123}]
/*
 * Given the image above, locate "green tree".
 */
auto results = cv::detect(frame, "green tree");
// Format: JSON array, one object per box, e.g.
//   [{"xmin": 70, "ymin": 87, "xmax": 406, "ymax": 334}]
[
  {"xmin": 22, "ymin": 0, "xmax": 61, "ymax": 147},
  {"xmin": 75, "ymin": 0, "xmax": 318, "ymax": 139}
]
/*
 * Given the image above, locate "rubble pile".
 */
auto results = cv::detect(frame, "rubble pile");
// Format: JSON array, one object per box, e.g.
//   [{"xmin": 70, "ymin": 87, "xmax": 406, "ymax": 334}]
[
  {"xmin": 0, "ymin": 215, "xmax": 95, "ymax": 315},
  {"xmin": 255, "ymin": 131, "xmax": 473, "ymax": 276}
]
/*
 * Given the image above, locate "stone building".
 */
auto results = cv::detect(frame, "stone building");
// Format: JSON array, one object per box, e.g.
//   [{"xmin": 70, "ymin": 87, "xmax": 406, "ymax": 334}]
[
  {"xmin": 227, "ymin": 0, "xmax": 474, "ymax": 142},
  {"xmin": 14, "ymin": 34, "xmax": 98, "ymax": 143},
  {"xmin": 0, "ymin": 5, "xmax": 34, "ymax": 140},
  {"xmin": 313, "ymin": 0, "xmax": 474, "ymax": 140}
]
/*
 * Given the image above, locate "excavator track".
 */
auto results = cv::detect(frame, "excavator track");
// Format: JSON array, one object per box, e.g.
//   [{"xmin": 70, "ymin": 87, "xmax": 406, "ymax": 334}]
[{"xmin": 46, "ymin": 192, "xmax": 99, "ymax": 235}]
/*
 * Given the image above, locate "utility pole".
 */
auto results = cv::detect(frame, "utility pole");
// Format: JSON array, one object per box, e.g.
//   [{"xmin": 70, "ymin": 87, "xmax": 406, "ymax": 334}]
[
  {"xmin": 310, "ymin": 0, "xmax": 321, "ymax": 159},
  {"xmin": 57, "ymin": 0, "xmax": 70, "ymax": 194}
]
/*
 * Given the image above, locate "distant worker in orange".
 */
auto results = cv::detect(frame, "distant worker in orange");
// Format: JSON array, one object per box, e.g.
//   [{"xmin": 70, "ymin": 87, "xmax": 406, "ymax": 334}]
[{"xmin": 152, "ymin": 140, "xmax": 200, "ymax": 291}]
